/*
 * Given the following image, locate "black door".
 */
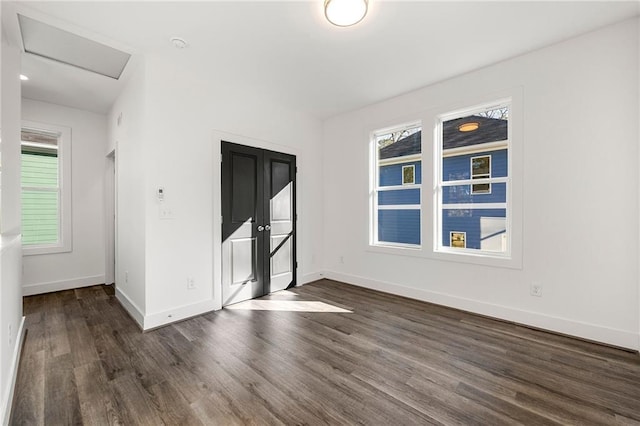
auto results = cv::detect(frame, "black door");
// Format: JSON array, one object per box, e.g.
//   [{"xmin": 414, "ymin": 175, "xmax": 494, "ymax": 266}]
[{"xmin": 221, "ymin": 141, "xmax": 296, "ymax": 306}]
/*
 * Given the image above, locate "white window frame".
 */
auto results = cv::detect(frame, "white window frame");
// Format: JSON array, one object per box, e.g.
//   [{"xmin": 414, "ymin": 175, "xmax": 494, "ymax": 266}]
[
  {"xmin": 434, "ymin": 99, "xmax": 512, "ymax": 261},
  {"xmin": 470, "ymin": 155, "xmax": 491, "ymax": 194},
  {"xmin": 366, "ymin": 89, "xmax": 522, "ymax": 269},
  {"xmin": 370, "ymin": 121, "xmax": 422, "ymax": 249},
  {"xmin": 21, "ymin": 120, "xmax": 72, "ymax": 255}
]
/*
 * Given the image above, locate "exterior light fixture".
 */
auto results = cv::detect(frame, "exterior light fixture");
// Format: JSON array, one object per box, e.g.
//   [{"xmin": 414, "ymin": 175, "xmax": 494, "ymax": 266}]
[
  {"xmin": 325, "ymin": 0, "xmax": 368, "ymax": 27},
  {"xmin": 458, "ymin": 122, "xmax": 479, "ymax": 132}
]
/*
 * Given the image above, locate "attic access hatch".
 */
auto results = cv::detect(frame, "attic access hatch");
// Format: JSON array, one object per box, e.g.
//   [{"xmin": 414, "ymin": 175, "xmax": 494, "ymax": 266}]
[{"xmin": 18, "ymin": 14, "xmax": 131, "ymax": 80}]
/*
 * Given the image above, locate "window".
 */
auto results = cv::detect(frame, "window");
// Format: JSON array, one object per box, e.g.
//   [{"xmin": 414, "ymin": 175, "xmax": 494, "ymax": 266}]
[
  {"xmin": 471, "ymin": 155, "xmax": 491, "ymax": 194},
  {"xmin": 372, "ymin": 123, "xmax": 421, "ymax": 247},
  {"xmin": 450, "ymin": 231, "xmax": 466, "ymax": 248},
  {"xmin": 402, "ymin": 165, "xmax": 415, "ymax": 185},
  {"xmin": 436, "ymin": 102, "xmax": 510, "ymax": 256},
  {"xmin": 21, "ymin": 122, "xmax": 71, "ymax": 255}
]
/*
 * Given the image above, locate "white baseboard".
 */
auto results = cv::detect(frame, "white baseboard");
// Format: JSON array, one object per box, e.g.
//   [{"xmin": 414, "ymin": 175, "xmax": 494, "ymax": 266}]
[
  {"xmin": 323, "ymin": 271, "xmax": 639, "ymax": 351},
  {"xmin": 298, "ymin": 271, "xmax": 324, "ymax": 286},
  {"xmin": 143, "ymin": 299, "xmax": 217, "ymax": 331},
  {"xmin": 22, "ymin": 275, "xmax": 105, "ymax": 296},
  {"xmin": 141, "ymin": 270, "xmax": 325, "ymax": 329},
  {"xmin": 2, "ymin": 316, "xmax": 25, "ymax": 426},
  {"xmin": 115, "ymin": 287, "xmax": 145, "ymax": 329}
]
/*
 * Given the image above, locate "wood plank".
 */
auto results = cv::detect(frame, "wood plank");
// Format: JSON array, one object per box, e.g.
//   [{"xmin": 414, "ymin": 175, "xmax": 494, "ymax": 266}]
[
  {"xmin": 66, "ymin": 316, "xmax": 100, "ymax": 367},
  {"xmin": 44, "ymin": 354, "xmax": 83, "ymax": 425},
  {"xmin": 74, "ymin": 361, "xmax": 124, "ymax": 425},
  {"xmin": 10, "ymin": 280, "xmax": 640, "ymax": 425},
  {"xmin": 146, "ymin": 380, "xmax": 204, "ymax": 426},
  {"xmin": 10, "ymin": 349, "xmax": 45, "ymax": 425},
  {"xmin": 108, "ymin": 373, "xmax": 164, "ymax": 425}
]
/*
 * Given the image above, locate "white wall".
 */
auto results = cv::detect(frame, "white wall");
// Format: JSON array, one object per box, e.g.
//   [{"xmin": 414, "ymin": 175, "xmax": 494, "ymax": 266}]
[
  {"xmin": 322, "ymin": 19, "xmax": 640, "ymax": 350},
  {"xmin": 109, "ymin": 50, "xmax": 324, "ymax": 329},
  {"xmin": 0, "ymin": 23, "xmax": 25, "ymax": 424},
  {"xmin": 21, "ymin": 99, "xmax": 108, "ymax": 295},
  {"xmin": 108, "ymin": 59, "xmax": 148, "ymax": 323}
]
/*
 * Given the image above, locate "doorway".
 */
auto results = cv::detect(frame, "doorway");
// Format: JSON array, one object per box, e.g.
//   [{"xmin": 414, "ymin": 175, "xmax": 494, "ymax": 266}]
[
  {"xmin": 221, "ymin": 141, "xmax": 297, "ymax": 306},
  {"xmin": 105, "ymin": 150, "xmax": 116, "ymax": 285}
]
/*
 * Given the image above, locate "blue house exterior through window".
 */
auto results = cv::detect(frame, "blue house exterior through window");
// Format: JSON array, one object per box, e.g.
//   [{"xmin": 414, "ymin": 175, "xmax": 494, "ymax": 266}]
[
  {"xmin": 373, "ymin": 107, "xmax": 508, "ymax": 252},
  {"xmin": 439, "ymin": 109, "xmax": 509, "ymax": 253},
  {"xmin": 375, "ymin": 126, "xmax": 421, "ymax": 246}
]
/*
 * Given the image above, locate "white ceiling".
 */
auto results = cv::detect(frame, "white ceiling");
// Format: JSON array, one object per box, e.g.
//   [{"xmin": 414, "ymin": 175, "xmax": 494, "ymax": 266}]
[{"xmin": 6, "ymin": 1, "xmax": 640, "ymax": 120}]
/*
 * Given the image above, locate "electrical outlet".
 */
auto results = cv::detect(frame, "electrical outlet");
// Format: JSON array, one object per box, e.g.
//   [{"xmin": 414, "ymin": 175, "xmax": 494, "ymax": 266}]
[
  {"xmin": 8, "ymin": 323, "xmax": 12, "ymax": 346},
  {"xmin": 125, "ymin": 271, "xmax": 129, "ymax": 284},
  {"xmin": 530, "ymin": 282, "xmax": 542, "ymax": 297},
  {"xmin": 187, "ymin": 277, "xmax": 196, "ymax": 290},
  {"xmin": 339, "ymin": 255, "xmax": 344, "ymax": 264}
]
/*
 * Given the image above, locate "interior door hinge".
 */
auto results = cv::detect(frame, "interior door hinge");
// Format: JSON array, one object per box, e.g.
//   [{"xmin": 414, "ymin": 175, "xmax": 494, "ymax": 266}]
[{"xmin": 295, "ymin": 261, "xmax": 298, "ymax": 269}]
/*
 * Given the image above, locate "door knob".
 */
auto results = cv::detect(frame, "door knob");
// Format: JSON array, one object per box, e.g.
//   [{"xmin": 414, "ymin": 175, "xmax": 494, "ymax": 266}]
[
  {"xmin": 265, "ymin": 224, "xmax": 271, "ymax": 231},
  {"xmin": 257, "ymin": 225, "xmax": 264, "ymax": 232}
]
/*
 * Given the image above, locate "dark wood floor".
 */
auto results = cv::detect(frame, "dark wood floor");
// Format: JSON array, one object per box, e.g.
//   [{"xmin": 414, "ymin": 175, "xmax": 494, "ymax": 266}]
[{"xmin": 10, "ymin": 279, "xmax": 640, "ymax": 425}]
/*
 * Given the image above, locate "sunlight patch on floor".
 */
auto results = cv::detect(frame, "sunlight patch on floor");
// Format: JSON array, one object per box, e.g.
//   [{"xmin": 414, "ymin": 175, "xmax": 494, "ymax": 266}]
[
  {"xmin": 270, "ymin": 290, "xmax": 299, "ymax": 297},
  {"xmin": 225, "ymin": 300, "xmax": 352, "ymax": 313}
]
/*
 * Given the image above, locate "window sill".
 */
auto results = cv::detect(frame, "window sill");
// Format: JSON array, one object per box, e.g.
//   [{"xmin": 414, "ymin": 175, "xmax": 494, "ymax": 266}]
[
  {"xmin": 428, "ymin": 248, "xmax": 522, "ymax": 270},
  {"xmin": 367, "ymin": 243, "xmax": 424, "ymax": 259},
  {"xmin": 366, "ymin": 243, "xmax": 522, "ymax": 269},
  {"xmin": 23, "ymin": 242, "xmax": 71, "ymax": 256}
]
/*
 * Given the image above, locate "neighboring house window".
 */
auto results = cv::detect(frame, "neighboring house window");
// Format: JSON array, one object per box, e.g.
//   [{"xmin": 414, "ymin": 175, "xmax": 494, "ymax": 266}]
[
  {"xmin": 450, "ymin": 231, "xmax": 466, "ymax": 248},
  {"xmin": 471, "ymin": 155, "xmax": 491, "ymax": 194},
  {"xmin": 436, "ymin": 102, "xmax": 509, "ymax": 256},
  {"xmin": 372, "ymin": 123, "xmax": 421, "ymax": 247},
  {"xmin": 402, "ymin": 165, "xmax": 415, "ymax": 185},
  {"xmin": 21, "ymin": 122, "xmax": 72, "ymax": 255}
]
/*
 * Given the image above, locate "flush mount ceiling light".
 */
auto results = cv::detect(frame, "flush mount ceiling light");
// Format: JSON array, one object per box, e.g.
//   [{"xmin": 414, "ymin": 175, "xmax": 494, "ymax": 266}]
[
  {"xmin": 20, "ymin": 74, "xmax": 29, "ymax": 81},
  {"xmin": 325, "ymin": 0, "xmax": 368, "ymax": 27},
  {"xmin": 458, "ymin": 122, "xmax": 480, "ymax": 132}
]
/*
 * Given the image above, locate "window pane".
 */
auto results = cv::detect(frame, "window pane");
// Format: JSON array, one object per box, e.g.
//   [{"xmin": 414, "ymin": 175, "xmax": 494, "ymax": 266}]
[
  {"xmin": 444, "ymin": 150, "xmax": 507, "ymax": 182},
  {"xmin": 374, "ymin": 125, "xmax": 422, "ymax": 247},
  {"xmin": 439, "ymin": 103, "xmax": 509, "ymax": 256},
  {"xmin": 21, "ymin": 152, "xmax": 58, "ymax": 188},
  {"xmin": 450, "ymin": 232, "xmax": 466, "ymax": 248},
  {"xmin": 443, "ymin": 107, "xmax": 508, "ymax": 150},
  {"xmin": 380, "ymin": 162, "xmax": 421, "ymax": 186},
  {"xmin": 443, "ymin": 183, "xmax": 506, "ymax": 204},
  {"xmin": 378, "ymin": 209, "xmax": 420, "ymax": 245},
  {"xmin": 402, "ymin": 165, "xmax": 415, "ymax": 185},
  {"xmin": 471, "ymin": 183, "xmax": 491, "ymax": 194},
  {"xmin": 379, "ymin": 188, "xmax": 420, "ymax": 205},
  {"xmin": 21, "ymin": 146, "xmax": 60, "ymax": 246},
  {"xmin": 20, "ymin": 124, "xmax": 67, "ymax": 253},
  {"xmin": 471, "ymin": 156, "xmax": 490, "ymax": 176},
  {"xmin": 442, "ymin": 208, "xmax": 506, "ymax": 252},
  {"xmin": 21, "ymin": 190, "xmax": 59, "ymax": 245},
  {"xmin": 378, "ymin": 127, "xmax": 421, "ymax": 160}
]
